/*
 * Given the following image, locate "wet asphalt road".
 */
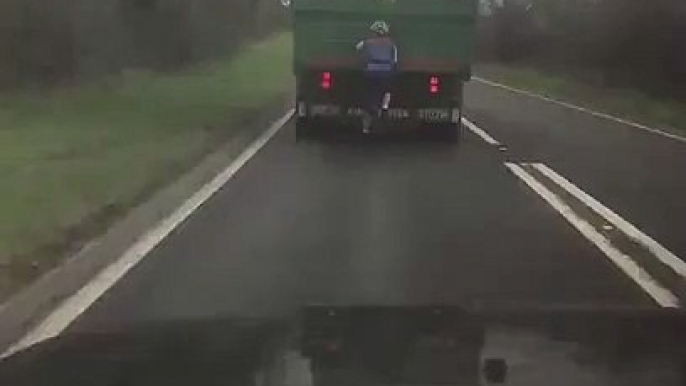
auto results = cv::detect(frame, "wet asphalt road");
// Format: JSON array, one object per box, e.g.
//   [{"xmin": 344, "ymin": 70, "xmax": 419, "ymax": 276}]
[{"xmin": 71, "ymin": 80, "xmax": 686, "ymax": 331}]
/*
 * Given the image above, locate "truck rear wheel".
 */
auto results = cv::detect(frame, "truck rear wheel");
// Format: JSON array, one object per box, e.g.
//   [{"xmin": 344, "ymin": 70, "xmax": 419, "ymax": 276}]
[
  {"xmin": 441, "ymin": 123, "xmax": 461, "ymax": 142},
  {"xmin": 296, "ymin": 118, "xmax": 316, "ymax": 141},
  {"xmin": 427, "ymin": 122, "xmax": 461, "ymax": 143}
]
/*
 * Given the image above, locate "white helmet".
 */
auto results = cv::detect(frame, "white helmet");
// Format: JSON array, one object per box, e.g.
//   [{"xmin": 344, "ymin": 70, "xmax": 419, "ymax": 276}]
[{"xmin": 370, "ymin": 20, "xmax": 390, "ymax": 36}]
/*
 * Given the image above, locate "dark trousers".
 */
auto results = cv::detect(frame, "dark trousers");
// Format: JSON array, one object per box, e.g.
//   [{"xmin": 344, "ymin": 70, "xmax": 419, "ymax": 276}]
[{"xmin": 364, "ymin": 72, "xmax": 393, "ymax": 114}]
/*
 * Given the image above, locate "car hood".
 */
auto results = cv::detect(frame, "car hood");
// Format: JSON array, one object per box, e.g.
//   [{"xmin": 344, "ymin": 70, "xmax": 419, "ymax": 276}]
[{"xmin": 0, "ymin": 306, "xmax": 684, "ymax": 386}]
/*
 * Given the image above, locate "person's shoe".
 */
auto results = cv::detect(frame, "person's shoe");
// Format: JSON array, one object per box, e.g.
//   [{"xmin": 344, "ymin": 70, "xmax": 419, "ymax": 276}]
[
  {"xmin": 362, "ymin": 114, "xmax": 372, "ymax": 134},
  {"xmin": 382, "ymin": 92, "xmax": 391, "ymax": 110}
]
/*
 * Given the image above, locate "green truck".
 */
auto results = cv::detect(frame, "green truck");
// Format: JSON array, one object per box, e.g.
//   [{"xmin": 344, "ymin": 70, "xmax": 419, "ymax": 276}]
[{"xmin": 292, "ymin": 0, "xmax": 479, "ymax": 141}]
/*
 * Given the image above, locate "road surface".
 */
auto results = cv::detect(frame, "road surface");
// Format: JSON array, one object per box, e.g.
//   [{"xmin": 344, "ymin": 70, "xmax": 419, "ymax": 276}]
[{"xmin": 65, "ymin": 79, "xmax": 686, "ymax": 333}]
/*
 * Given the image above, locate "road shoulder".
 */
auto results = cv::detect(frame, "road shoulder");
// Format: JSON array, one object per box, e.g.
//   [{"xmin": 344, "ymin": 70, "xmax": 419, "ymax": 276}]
[
  {"xmin": 0, "ymin": 100, "xmax": 293, "ymax": 354},
  {"xmin": 475, "ymin": 64, "xmax": 686, "ymax": 142}
]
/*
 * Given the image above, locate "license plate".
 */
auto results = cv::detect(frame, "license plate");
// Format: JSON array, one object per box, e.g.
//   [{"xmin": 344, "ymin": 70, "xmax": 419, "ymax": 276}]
[
  {"xmin": 418, "ymin": 108, "xmax": 450, "ymax": 121},
  {"xmin": 310, "ymin": 104, "xmax": 342, "ymax": 116},
  {"xmin": 416, "ymin": 335, "xmax": 457, "ymax": 349},
  {"xmin": 309, "ymin": 105, "xmax": 452, "ymax": 122}
]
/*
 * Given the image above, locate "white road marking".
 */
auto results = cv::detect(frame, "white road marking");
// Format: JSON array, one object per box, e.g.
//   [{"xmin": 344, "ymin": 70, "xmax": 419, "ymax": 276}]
[
  {"xmin": 2, "ymin": 110, "xmax": 294, "ymax": 358},
  {"xmin": 462, "ymin": 117, "xmax": 502, "ymax": 146},
  {"xmin": 531, "ymin": 163, "xmax": 686, "ymax": 280},
  {"xmin": 505, "ymin": 163, "xmax": 679, "ymax": 308},
  {"xmin": 475, "ymin": 77, "xmax": 686, "ymax": 144}
]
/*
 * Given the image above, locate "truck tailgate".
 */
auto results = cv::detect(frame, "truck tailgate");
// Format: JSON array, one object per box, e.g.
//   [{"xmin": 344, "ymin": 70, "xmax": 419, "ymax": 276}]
[{"xmin": 293, "ymin": 0, "xmax": 478, "ymax": 73}]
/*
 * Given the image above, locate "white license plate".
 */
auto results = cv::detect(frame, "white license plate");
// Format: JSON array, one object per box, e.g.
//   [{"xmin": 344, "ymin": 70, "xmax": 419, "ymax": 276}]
[
  {"xmin": 418, "ymin": 109, "xmax": 451, "ymax": 121},
  {"xmin": 309, "ymin": 105, "xmax": 452, "ymax": 122},
  {"xmin": 310, "ymin": 105, "xmax": 342, "ymax": 116}
]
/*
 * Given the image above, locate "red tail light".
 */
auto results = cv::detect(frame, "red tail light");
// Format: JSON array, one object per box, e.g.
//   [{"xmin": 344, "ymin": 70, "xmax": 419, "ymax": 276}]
[
  {"xmin": 429, "ymin": 76, "xmax": 440, "ymax": 94},
  {"xmin": 324, "ymin": 340, "xmax": 341, "ymax": 353},
  {"xmin": 321, "ymin": 72, "xmax": 332, "ymax": 90}
]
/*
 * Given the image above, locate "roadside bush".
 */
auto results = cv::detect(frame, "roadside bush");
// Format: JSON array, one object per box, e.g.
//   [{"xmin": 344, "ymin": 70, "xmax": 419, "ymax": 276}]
[
  {"xmin": 478, "ymin": 0, "xmax": 686, "ymax": 98},
  {"xmin": 0, "ymin": 0, "xmax": 288, "ymax": 88}
]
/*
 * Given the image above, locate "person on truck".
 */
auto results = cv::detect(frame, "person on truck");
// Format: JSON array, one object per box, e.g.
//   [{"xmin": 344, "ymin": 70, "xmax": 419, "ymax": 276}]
[{"xmin": 356, "ymin": 20, "xmax": 398, "ymax": 133}]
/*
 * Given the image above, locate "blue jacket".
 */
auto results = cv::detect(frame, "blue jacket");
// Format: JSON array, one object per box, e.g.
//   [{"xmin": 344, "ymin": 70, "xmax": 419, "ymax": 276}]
[{"xmin": 356, "ymin": 37, "xmax": 398, "ymax": 76}]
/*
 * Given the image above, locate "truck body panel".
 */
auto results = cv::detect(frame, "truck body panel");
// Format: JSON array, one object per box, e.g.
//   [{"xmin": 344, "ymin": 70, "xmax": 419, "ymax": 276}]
[{"xmin": 293, "ymin": 0, "xmax": 478, "ymax": 74}]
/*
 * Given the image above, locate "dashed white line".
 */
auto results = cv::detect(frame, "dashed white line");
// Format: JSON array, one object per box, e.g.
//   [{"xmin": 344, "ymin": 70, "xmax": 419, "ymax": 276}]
[
  {"xmin": 474, "ymin": 77, "xmax": 686, "ymax": 144},
  {"xmin": 2, "ymin": 110, "xmax": 294, "ymax": 358},
  {"xmin": 505, "ymin": 162, "xmax": 679, "ymax": 308},
  {"xmin": 462, "ymin": 117, "xmax": 502, "ymax": 146},
  {"xmin": 531, "ymin": 163, "xmax": 686, "ymax": 280}
]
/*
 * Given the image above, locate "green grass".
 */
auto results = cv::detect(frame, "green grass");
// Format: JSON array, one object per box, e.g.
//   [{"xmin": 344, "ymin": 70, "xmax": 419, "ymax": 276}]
[
  {"xmin": 476, "ymin": 63, "xmax": 686, "ymax": 134},
  {"xmin": 0, "ymin": 33, "xmax": 292, "ymax": 293}
]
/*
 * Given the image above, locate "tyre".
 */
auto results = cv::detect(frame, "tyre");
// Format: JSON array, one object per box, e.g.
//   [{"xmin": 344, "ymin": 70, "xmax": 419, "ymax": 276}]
[
  {"xmin": 426, "ymin": 122, "xmax": 461, "ymax": 143},
  {"xmin": 296, "ymin": 118, "xmax": 315, "ymax": 141},
  {"xmin": 441, "ymin": 122, "xmax": 461, "ymax": 143}
]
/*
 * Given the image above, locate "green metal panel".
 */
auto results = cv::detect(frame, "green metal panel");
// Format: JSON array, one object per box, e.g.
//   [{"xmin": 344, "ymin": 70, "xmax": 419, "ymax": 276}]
[
  {"xmin": 293, "ymin": 0, "xmax": 478, "ymax": 73},
  {"xmin": 293, "ymin": 0, "xmax": 477, "ymax": 15}
]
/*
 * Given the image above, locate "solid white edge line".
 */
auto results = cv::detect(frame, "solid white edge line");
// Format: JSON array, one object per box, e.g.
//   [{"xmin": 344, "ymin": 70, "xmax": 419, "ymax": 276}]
[
  {"xmin": 531, "ymin": 163, "xmax": 686, "ymax": 279},
  {"xmin": 462, "ymin": 117, "xmax": 501, "ymax": 146},
  {"xmin": 474, "ymin": 77, "xmax": 686, "ymax": 144},
  {"xmin": 2, "ymin": 110, "xmax": 295, "ymax": 358},
  {"xmin": 505, "ymin": 163, "xmax": 679, "ymax": 308}
]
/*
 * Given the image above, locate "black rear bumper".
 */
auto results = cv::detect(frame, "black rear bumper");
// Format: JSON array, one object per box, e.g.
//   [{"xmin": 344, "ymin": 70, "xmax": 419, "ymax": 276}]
[{"xmin": 297, "ymin": 104, "xmax": 462, "ymax": 129}]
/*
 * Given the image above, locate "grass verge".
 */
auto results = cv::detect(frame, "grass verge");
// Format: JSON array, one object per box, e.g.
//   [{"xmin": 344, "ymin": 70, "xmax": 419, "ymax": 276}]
[
  {"xmin": 476, "ymin": 63, "xmax": 686, "ymax": 134},
  {"xmin": 0, "ymin": 33, "xmax": 292, "ymax": 298}
]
